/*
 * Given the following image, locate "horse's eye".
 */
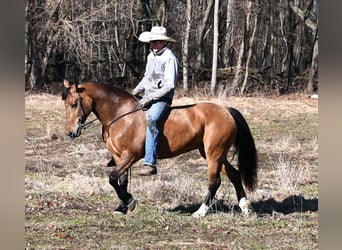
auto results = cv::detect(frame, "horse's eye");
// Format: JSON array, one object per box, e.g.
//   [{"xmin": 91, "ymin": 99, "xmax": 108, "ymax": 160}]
[{"xmin": 71, "ymin": 103, "xmax": 77, "ymax": 109}]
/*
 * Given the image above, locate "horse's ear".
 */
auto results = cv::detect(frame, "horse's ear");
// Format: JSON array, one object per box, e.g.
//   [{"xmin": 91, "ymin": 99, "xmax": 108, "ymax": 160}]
[{"xmin": 63, "ymin": 79, "xmax": 71, "ymax": 88}]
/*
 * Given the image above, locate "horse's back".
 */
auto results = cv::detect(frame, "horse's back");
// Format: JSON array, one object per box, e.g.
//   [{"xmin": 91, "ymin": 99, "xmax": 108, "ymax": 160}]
[
  {"xmin": 168, "ymin": 102, "xmax": 234, "ymax": 127},
  {"xmin": 158, "ymin": 102, "xmax": 236, "ymax": 157}
]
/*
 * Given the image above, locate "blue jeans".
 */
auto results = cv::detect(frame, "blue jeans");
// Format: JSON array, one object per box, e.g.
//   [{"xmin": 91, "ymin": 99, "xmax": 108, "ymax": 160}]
[{"xmin": 144, "ymin": 101, "xmax": 170, "ymax": 166}]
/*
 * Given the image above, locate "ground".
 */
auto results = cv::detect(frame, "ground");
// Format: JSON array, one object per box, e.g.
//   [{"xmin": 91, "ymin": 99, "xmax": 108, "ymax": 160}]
[{"xmin": 25, "ymin": 91, "xmax": 318, "ymax": 249}]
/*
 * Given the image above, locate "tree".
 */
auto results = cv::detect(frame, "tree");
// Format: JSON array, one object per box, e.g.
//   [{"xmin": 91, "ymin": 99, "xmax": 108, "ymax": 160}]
[
  {"xmin": 290, "ymin": 0, "xmax": 318, "ymax": 93},
  {"xmin": 25, "ymin": 0, "xmax": 318, "ymax": 95},
  {"xmin": 240, "ymin": 0, "xmax": 258, "ymax": 94},
  {"xmin": 222, "ymin": 0, "xmax": 234, "ymax": 68},
  {"xmin": 229, "ymin": 1, "xmax": 247, "ymax": 95},
  {"xmin": 182, "ymin": 0, "xmax": 192, "ymax": 91},
  {"xmin": 210, "ymin": 0, "xmax": 219, "ymax": 93},
  {"xmin": 195, "ymin": 0, "xmax": 215, "ymax": 68}
]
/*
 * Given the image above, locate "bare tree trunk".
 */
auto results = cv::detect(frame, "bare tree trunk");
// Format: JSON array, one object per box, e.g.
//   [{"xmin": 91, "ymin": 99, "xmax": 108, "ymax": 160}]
[
  {"xmin": 277, "ymin": 0, "xmax": 295, "ymax": 94},
  {"xmin": 269, "ymin": 6, "xmax": 275, "ymax": 91},
  {"xmin": 308, "ymin": 30, "xmax": 318, "ymax": 93},
  {"xmin": 183, "ymin": 0, "xmax": 192, "ymax": 91},
  {"xmin": 261, "ymin": 4, "xmax": 269, "ymax": 68},
  {"xmin": 230, "ymin": 36, "xmax": 244, "ymax": 94},
  {"xmin": 285, "ymin": 0, "xmax": 295, "ymax": 90},
  {"xmin": 290, "ymin": 0, "xmax": 317, "ymax": 31},
  {"xmin": 89, "ymin": 0, "xmax": 94, "ymax": 80},
  {"xmin": 293, "ymin": 22, "xmax": 305, "ymax": 74},
  {"xmin": 25, "ymin": 2, "xmax": 32, "ymax": 88},
  {"xmin": 196, "ymin": 0, "xmax": 215, "ymax": 68},
  {"xmin": 38, "ymin": 1, "xmax": 61, "ymax": 87},
  {"xmin": 156, "ymin": 0, "xmax": 167, "ymax": 26},
  {"xmin": 290, "ymin": 0, "xmax": 318, "ymax": 93},
  {"xmin": 241, "ymin": 1, "xmax": 258, "ymax": 94},
  {"xmin": 114, "ymin": 1, "xmax": 125, "ymax": 76},
  {"xmin": 210, "ymin": 0, "xmax": 219, "ymax": 93},
  {"xmin": 223, "ymin": 0, "xmax": 234, "ymax": 67},
  {"xmin": 279, "ymin": 0, "xmax": 288, "ymax": 75},
  {"xmin": 29, "ymin": 39, "xmax": 42, "ymax": 88},
  {"xmin": 230, "ymin": 1, "xmax": 247, "ymax": 95}
]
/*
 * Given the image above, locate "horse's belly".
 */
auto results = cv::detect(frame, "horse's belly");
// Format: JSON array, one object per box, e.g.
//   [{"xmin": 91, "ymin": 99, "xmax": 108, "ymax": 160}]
[
  {"xmin": 157, "ymin": 122, "xmax": 203, "ymax": 158},
  {"xmin": 157, "ymin": 139, "xmax": 200, "ymax": 159}
]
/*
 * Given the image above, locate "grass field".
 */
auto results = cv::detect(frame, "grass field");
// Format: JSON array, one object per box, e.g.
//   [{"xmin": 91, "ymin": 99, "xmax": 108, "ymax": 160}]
[{"xmin": 25, "ymin": 91, "xmax": 318, "ymax": 249}]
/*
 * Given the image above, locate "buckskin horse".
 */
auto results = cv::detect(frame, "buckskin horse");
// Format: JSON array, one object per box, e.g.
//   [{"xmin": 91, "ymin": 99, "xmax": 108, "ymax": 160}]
[{"xmin": 62, "ymin": 80, "xmax": 258, "ymax": 217}]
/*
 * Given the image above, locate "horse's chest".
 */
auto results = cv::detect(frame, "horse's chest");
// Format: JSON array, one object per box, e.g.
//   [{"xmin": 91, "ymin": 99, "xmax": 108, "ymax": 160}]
[
  {"xmin": 105, "ymin": 136, "xmax": 121, "ymax": 156},
  {"xmin": 102, "ymin": 128, "xmax": 119, "ymax": 153}
]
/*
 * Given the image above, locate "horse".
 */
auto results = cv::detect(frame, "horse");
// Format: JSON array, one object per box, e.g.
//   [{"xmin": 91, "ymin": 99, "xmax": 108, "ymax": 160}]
[{"xmin": 62, "ymin": 79, "xmax": 258, "ymax": 217}]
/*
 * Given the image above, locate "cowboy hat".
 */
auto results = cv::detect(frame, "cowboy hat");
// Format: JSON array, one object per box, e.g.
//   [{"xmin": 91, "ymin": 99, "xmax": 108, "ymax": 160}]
[{"xmin": 138, "ymin": 26, "xmax": 176, "ymax": 43}]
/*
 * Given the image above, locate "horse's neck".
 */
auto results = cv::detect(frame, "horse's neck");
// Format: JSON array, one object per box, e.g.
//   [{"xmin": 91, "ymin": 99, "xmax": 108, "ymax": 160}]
[{"xmin": 90, "ymin": 89, "xmax": 137, "ymax": 126}]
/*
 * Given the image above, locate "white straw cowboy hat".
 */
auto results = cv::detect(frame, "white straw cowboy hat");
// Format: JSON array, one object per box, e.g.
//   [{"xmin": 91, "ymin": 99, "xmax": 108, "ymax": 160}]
[{"xmin": 138, "ymin": 26, "xmax": 176, "ymax": 43}]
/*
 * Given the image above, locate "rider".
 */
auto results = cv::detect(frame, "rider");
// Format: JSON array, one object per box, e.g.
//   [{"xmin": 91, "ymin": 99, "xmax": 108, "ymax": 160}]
[{"xmin": 132, "ymin": 26, "xmax": 179, "ymax": 176}]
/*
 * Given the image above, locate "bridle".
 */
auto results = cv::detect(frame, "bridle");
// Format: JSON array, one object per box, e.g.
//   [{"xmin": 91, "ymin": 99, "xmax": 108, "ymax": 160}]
[{"xmin": 74, "ymin": 84, "xmax": 93, "ymax": 130}]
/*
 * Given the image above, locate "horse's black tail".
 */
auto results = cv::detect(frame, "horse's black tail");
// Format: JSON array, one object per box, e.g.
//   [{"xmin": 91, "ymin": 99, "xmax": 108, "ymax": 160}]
[{"xmin": 228, "ymin": 107, "xmax": 258, "ymax": 192}]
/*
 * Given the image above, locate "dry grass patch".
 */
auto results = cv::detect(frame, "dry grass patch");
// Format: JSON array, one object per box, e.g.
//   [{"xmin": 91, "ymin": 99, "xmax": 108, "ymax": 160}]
[{"xmin": 25, "ymin": 92, "xmax": 318, "ymax": 249}]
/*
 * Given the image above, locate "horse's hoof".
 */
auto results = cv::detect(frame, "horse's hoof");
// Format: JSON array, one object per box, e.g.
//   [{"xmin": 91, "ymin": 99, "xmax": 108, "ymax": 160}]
[
  {"xmin": 191, "ymin": 212, "xmax": 205, "ymax": 218},
  {"xmin": 114, "ymin": 203, "xmax": 128, "ymax": 215},
  {"xmin": 127, "ymin": 199, "xmax": 136, "ymax": 212},
  {"xmin": 113, "ymin": 198, "xmax": 136, "ymax": 215},
  {"xmin": 239, "ymin": 197, "xmax": 252, "ymax": 216},
  {"xmin": 191, "ymin": 203, "xmax": 209, "ymax": 218},
  {"xmin": 113, "ymin": 210, "xmax": 126, "ymax": 215}
]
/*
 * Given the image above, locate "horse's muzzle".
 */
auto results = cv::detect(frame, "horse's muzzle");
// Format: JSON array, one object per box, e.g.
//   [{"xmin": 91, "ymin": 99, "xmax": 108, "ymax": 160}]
[
  {"xmin": 67, "ymin": 125, "xmax": 82, "ymax": 139},
  {"xmin": 67, "ymin": 131, "xmax": 77, "ymax": 139}
]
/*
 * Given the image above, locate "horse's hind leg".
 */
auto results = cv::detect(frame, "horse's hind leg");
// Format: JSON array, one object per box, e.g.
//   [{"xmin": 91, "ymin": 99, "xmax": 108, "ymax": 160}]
[
  {"xmin": 192, "ymin": 159, "xmax": 221, "ymax": 217},
  {"xmin": 109, "ymin": 170, "xmax": 136, "ymax": 214},
  {"xmin": 221, "ymin": 160, "xmax": 251, "ymax": 215}
]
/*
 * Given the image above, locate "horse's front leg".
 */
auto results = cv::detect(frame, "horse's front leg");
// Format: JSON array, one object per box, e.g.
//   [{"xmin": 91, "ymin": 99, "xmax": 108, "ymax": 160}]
[
  {"xmin": 109, "ymin": 164, "xmax": 136, "ymax": 215},
  {"xmin": 107, "ymin": 156, "xmax": 116, "ymax": 167}
]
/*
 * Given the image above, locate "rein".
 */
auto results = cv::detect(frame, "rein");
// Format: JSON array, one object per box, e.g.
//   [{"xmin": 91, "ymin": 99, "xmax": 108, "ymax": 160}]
[
  {"xmin": 80, "ymin": 107, "xmax": 142, "ymax": 130},
  {"xmin": 106, "ymin": 107, "xmax": 142, "ymax": 128},
  {"xmin": 80, "ymin": 117, "xmax": 98, "ymax": 130},
  {"xmin": 74, "ymin": 83, "xmax": 143, "ymax": 131}
]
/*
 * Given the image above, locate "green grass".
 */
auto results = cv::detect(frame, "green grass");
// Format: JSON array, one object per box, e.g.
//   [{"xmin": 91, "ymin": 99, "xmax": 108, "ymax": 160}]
[{"xmin": 26, "ymin": 195, "xmax": 318, "ymax": 249}]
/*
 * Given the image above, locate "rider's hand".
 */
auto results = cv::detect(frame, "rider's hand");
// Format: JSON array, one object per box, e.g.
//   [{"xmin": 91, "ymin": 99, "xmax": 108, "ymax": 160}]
[{"xmin": 139, "ymin": 96, "xmax": 153, "ymax": 110}]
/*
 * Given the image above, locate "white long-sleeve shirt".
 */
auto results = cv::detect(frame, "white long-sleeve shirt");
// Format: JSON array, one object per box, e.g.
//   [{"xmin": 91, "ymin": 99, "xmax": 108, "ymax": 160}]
[{"xmin": 132, "ymin": 47, "xmax": 179, "ymax": 103}]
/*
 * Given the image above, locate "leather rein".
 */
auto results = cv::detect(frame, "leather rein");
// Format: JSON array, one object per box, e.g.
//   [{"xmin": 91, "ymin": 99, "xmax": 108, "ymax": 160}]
[
  {"xmin": 77, "ymin": 91, "xmax": 142, "ymax": 131},
  {"xmin": 80, "ymin": 107, "xmax": 142, "ymax": 130}
]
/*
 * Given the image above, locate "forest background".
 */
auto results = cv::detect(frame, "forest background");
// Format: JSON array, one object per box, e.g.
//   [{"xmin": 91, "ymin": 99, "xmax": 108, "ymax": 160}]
[{"xmin": 25, "ymin": 0, "xmax": 318, "ymax": 96}]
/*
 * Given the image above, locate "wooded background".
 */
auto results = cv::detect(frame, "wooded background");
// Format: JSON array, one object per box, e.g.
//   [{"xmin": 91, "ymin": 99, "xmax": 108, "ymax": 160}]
[{"xmin": 25, "ymin": 0, "xmax": 318, "ymax": 95}]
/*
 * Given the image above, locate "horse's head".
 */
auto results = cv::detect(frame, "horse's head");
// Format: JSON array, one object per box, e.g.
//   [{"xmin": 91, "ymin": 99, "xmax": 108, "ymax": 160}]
[{"xmin": 62, "ymin": 80, "xmax": 92, "ymax": 138}]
